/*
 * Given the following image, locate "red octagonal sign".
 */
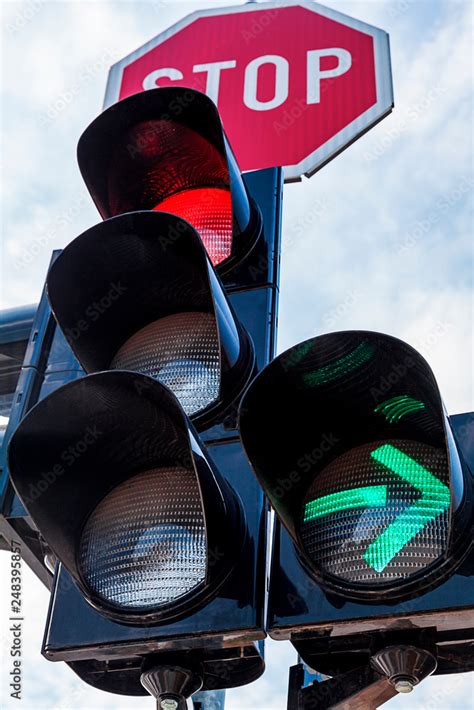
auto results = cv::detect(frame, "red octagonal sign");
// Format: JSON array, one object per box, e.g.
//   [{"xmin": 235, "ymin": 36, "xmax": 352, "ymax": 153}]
[{"xmin": 104, "ymin": 1, "xmax": 393, "ymax": 181}]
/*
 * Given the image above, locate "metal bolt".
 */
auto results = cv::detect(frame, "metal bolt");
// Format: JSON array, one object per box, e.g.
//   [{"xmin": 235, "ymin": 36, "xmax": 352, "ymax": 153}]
[
  {"xmin": 160, "ymin": 699, "xmax": 179, "ymax": 710},
  {"xmin": 394, "ymin": 679, "xmax": 414, "ymax": 694}
]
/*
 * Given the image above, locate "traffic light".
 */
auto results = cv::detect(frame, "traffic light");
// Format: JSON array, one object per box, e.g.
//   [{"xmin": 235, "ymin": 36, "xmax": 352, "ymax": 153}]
[
  {"xmin": 2, "ymin": 86, "xmax": 283, "ymax": 703},
  {"xmin": 240, "ymin": 331, "xmax": 474, "ymax": 683},
  {"xmin": 8, "ymin": 370, "xmax": 241, "ymax": 625},
  {"xmin": 46, "ymin": 211, "xmax": 254, "ymax": 428}
]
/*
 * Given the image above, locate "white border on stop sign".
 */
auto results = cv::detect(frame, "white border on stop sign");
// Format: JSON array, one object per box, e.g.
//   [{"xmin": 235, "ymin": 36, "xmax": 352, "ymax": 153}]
[{"xmin": 103, "ymin": 0, "xmax": 394, "ymax": 183}]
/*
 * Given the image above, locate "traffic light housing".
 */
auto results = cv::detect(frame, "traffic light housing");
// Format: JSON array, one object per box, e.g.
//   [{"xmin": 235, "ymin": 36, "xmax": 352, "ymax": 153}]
[{"xmin": 240, "ymin": 330, "xmax": 474, "ymax": 676}]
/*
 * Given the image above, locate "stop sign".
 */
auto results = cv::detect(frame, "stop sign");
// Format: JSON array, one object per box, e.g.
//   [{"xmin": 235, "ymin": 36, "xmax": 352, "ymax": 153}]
[{"xmin": 104, "ymin": 1, "xmax": 393, "ymax": 180}]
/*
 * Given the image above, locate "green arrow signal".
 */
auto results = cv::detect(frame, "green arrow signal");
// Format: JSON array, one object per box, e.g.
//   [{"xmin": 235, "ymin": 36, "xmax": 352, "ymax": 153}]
[
  {"xmin": 374, "ymin": 395, "xmax": 426, "ymax": 423},
  {"xmin": 363, "ymin": 444, "xmax": 450, "ymax": 572},
  {"xmin": 303, "ymin": 444, "xmax": 450, "ymax": 574},
  {"xmin": 304, "ymin": 485, "xmax": 387, "ymax": 522},
  {"xmin": 303, "ymin": 341, "xmax": 374, "ymax": 387}
]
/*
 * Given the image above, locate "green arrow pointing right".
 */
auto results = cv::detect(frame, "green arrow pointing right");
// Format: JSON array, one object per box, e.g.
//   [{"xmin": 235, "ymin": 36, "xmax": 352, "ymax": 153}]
[{"xmin": 363, "ymin": 444, "xmax": 451, "ymax": 572}]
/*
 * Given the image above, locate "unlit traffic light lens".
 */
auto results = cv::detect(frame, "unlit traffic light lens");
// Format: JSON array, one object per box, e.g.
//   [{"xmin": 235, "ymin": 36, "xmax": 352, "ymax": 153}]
[
  {"xmin": 300, "ymin": 440, "xmax": 450, "ymax": 585},
  {"xmin": 110, "ymin": 312, "xmax": 220, "ymax": 416},
  {"xmin": 78, "ymin": 467, "xmax": 207, "ymax": 610}
]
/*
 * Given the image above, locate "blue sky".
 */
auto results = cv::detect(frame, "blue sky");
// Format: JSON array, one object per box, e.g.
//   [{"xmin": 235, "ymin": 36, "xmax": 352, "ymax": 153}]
[{"xmin": 1, "ymin": 0, "xmax": 473, "ymax": 708}]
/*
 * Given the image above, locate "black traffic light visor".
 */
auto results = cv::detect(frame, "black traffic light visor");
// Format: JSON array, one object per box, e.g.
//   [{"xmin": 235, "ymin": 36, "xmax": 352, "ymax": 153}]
[
  {"xmin": 77, "ymin": 88, "xmax": 260, "ymax": 273},
  {"xmin": 46, "ymin": 211, "xmax": 254, "ymax": 428},
  {"xmin": 8, "ymin": 371, "xmax": 242, "ymax": 624}
]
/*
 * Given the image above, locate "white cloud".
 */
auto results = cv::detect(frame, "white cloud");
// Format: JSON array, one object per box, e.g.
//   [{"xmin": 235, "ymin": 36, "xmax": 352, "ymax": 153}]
[{"xmin": 278, "ymin": 0, "xmax": 472, "ymax": 415}]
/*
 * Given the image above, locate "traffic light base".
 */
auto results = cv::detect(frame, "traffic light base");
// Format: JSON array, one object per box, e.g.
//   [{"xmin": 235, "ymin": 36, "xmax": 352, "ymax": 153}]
[
  {"xmin": 140, "ymin": 658, "xmax": 203, "ymax": 710},
  {"xmin": 370, "ymin": 645, "xmax": 437, "ymax": 694}
]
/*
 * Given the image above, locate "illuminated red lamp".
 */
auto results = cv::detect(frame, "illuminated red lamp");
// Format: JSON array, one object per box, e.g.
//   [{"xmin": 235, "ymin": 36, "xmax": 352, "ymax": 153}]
[{"xmin": 155, "ymin": 188, "xmax": 232, "ymax": 266}]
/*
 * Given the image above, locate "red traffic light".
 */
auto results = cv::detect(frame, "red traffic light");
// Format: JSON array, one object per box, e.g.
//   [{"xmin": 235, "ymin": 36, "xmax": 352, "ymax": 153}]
[{"xmin": 77, "ymin": 88, "xmax": 261, "ymax": 272}]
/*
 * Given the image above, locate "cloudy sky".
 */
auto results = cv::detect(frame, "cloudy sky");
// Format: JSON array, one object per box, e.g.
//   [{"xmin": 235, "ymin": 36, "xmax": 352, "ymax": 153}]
[{"xmin": 1, "ymin": 0, "xmax": 472, "ymax": 708}]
